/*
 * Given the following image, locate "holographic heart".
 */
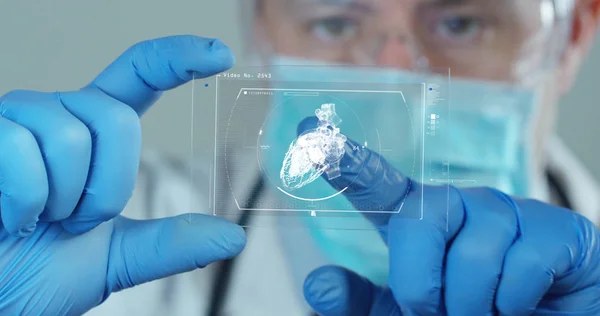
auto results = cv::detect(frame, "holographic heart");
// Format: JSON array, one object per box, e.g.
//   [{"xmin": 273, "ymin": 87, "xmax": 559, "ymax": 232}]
[{"xmin": 280, "ymin": 104, "xmax": 347, "ymax": 190}]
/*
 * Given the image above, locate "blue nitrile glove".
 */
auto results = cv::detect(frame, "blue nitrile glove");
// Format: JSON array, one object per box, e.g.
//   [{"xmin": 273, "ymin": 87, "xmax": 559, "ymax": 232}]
[
  {"xmin": 0, "ymin": 36, "xmax": 246, "ymax": 315},
  {"xmin": 298, "ymin": 117, "xmax": 600, "ymax": 316}
]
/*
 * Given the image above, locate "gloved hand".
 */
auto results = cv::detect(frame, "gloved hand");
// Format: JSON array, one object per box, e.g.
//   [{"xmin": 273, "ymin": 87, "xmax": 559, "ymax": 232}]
[
  {"xmin": 0, "ymin": 36, "xmax": 246, "ymax": 315},
  {"xmin": 298, "ymin": 117, "xmax": 600, "ymax": 315}
]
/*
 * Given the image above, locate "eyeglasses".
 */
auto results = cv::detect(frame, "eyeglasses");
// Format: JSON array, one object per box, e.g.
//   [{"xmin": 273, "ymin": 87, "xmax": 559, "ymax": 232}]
[{"xmin": 260, "ymin": 0, "xmax": 574, "ymax": 82}]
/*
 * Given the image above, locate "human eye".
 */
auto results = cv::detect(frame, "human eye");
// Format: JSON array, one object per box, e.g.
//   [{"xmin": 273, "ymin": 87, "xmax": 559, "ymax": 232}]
[
  {"xmin": 431, "ymin": 14, "xmax": 487, "ymax": 45},
  {"xmin": 307, "ymin": 16, "xmax": 360, "ymax": 44}
]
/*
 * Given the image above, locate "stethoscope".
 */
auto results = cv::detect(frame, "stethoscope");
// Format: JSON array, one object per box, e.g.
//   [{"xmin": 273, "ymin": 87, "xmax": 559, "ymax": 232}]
[{"xmin": 203, "ymin": 170, "xmax": 572, "ymax": 316}]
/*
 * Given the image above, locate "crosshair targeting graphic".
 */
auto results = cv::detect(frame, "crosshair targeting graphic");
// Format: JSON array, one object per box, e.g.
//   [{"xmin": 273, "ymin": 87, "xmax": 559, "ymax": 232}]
[{"xmin": 280, "ymin": 104, "xmax": 348, "ymax": 190}]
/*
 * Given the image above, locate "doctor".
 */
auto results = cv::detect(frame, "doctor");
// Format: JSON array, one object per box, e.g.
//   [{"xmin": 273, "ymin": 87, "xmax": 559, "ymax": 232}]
[{"xmin": 1, "ymin": 0, "xmax": 600, "ymax": 315}]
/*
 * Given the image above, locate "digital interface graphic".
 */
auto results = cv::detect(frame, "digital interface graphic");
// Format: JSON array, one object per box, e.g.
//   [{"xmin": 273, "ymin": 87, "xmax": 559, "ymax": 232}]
[
  {"xmin": 192, "ymin": 65, "xmax": 452, "ymax": 229},
  {"xmin": 280, "ymin": 103, "xmax": 347, "ymax": 190}
]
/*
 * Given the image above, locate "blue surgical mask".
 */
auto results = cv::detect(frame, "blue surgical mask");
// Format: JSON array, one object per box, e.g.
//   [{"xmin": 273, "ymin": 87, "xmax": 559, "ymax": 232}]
[{"xmin": 262, "ymin": 55, "xmax": 541, "ymax": 285}]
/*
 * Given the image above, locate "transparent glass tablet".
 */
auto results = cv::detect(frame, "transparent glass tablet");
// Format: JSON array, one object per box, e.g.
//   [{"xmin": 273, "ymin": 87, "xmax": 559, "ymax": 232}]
[
  {"xmin": 140, "ymin": 79, "xmax": 197, "ymax": 216},
  {"xmin": 193, "ymin": 65, "xmax": 451, "ymax": 230}
]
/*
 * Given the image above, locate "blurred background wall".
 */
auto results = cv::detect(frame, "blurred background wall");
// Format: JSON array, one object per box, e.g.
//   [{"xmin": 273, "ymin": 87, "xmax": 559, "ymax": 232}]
[{"xmin": 1, "ymin": 0, "xmax": 599, "ymax": 179}]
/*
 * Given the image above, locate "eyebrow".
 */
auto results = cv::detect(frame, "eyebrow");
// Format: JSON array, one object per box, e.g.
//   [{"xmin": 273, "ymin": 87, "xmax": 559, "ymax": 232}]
[
  {"xmin": 291, "ymin": 0, "xmax": 481, "ymax": 11},
  {"xmin": 426, "ymin": 0, "xmax": 485, "ymax": 7},
  {"xmin": 289, "ymin": 0, "xmax": 376, "ymax": 12}
]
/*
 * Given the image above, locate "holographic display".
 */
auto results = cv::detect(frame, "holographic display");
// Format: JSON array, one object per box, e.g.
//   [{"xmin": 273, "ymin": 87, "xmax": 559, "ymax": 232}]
[{"xmin": 193, "ymin": 65, "xmax": 452, "ymax": 229}]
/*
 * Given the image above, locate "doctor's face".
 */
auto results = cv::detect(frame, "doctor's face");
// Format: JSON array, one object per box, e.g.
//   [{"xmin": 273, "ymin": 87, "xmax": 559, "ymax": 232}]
[{"xmin": 255, "ymin": 0, "xmax": 599, "ymax": 91}]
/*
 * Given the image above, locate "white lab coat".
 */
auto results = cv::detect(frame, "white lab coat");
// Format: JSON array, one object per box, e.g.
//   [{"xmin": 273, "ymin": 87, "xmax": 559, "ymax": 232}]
[{"xmin": 86, "ymin": 136, "xmax": 600, "ymax": 316}]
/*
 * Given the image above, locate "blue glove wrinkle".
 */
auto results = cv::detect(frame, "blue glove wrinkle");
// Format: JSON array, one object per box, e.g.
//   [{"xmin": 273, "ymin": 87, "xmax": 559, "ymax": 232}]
[
  {"xmin": 104, "ymin": 218, "xmax": 143, "ymax": 297},
  {"xmin": 546, "ymin": 213, "xmax": 600, "ymax": 299},
  {"xmin": 537, "ymin": 285, "xmax": 600, "ymax": 314},
  {"xmin": 0, "ymin": 224, "xmax": 60, "ymax": 306},
  {"xmin": 571, "ymin": 214, "xmax": 600, "ymax": 274}
]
